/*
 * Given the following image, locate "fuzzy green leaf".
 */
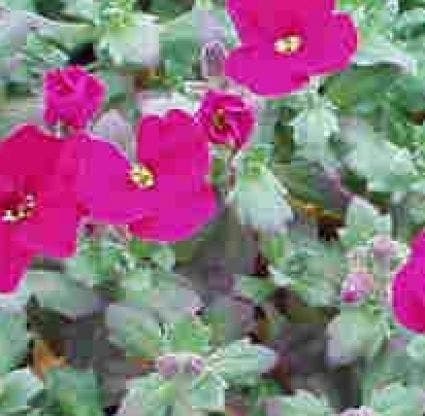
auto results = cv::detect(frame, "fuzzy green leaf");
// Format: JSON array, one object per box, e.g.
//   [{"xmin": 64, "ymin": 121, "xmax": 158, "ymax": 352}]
[{"xmin": 207, "ymin": 339, "xmax": 276, "ymax": 385}]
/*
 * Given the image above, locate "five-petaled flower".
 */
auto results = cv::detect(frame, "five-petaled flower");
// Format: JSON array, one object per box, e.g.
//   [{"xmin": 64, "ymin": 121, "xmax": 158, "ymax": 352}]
[
  {"xmin": 44, "ymin": 65, "xmax": 106, "ymax": 130},
  {"xmin": 0, "ymin": 125, "xmax": 81, "ymax": 292},
  {"xmin": 197, "ymin": 90, "xmax": 255, "ymax": 149},
  {"xmin": 225, "ymin": 0, "xmax": 358, "ymax": 96},
  {"xmin": 68, "ymin": 110, "xmax": 217, "ymax": 242}
]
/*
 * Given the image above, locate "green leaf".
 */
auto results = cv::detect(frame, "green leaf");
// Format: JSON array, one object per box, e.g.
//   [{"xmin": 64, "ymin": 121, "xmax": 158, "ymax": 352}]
[
  {"xmin": 207, "ymin": 339, "xmax": 276, "ymax": 385},
  {"xmin": 99, "ymin": 13, "xmax": 160, "ymax": 67},
  {"xmin": 0, "ymin": 368, "xmax": 43, "ymax": 414},
  {"xmin": 234, "ymin": 275, "xmax": 275, "ymax": 304},
  {"xmin": 340, "ymin": 118, "xmax": 418, "ymax": 193},
  {"xmin": 151, "ymin": 245, "xmax": 176, "ymax": 272},
  {"xmin": 37, "ymin": 20, "xmax": 96, "ymax": 51},
  {"xmin": 63, "ymin": 0, "xmax": 99, "ymax": 22},
  {"xmin": 326, "ymin": 67, "xmax": 399, "ymax": 113},
  {"xmin": 45, "ymin": 368, "xmax": 103, "ymax": 416},
  {"xmin": 290, "ymin": 99, "xmax": 339, "ymax": 167},
  {"xmin": 271, "ymin": 390, "xmax": 333, "ymax": 416},
  {"xmin": 369, "ymin": 383, "xmax": 423, "ymax": 416},
  {"xmin": 118, "ymin": 374, "xmax": 174, "ymax": 416},
  {"xmin": 232, "ymin": 166, "xmax": 293, "ymax": 234},
  {"xmin": 339, "ymin": 197, "xmax": 391, "ymax": 248},
  {"xmin": 106, "ymin": 303, "xmax": 163, "ymax": 359},
  {"xmin": 24, "ymin": 271, "xmax": 101, "ymax": 319},
  {"xmin": 0, "ymin": 311, "xmax": 28, "ymax": 375},
  {"xmin": 0, "ymin": 97, "xmax": 43, "ymax": 138},
  {"xmin": 189, "ymin": 372, "xmax": 226, "ymax": 412},
  {"xmin": 406, "ymin": 335, "xmax": 425, "ymax": 361},
  {"xmin": 273, "ymin": 236, "xmax": 345, "ymax": 307},
  {"xmin": 121, "ymin": 268, "xmax": 202, "ymax": 323},
  {"xmin": 355, "ymin": 35, "xmax": 417, "ymax": 74},
  {"xmin": 66, "ymin": 238, "xmax": 129, "ymax": 287},
  {"xmin": 149, "ymin": 0, "xmax": 191, "ymax": 19},
  {"xmin": 166, "ymin": 318, "xmax": 211, "ymax": 355},
  {"xmin": 0, "ymin": 0, "xmax": 35, "ymax": 11},
  {"xmin": 327, "ymin": 308, "xmax": 389, "ymax": 366},
  {"xmin": 395, "ymin": 8, "xmax": 425, "ymax": 37}
]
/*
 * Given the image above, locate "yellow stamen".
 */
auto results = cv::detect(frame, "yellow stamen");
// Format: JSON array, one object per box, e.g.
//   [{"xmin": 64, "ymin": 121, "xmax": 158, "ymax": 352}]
[
  {"xmin": 1, "ymin": 194, "xmax": 36, "ymax": 223},
  {"xmin": 130, "ymin": 164, "xmax": 155, "ymax": 189},
  {"xmin": 213, "ymin": 108, "xmax": 227, "ymax": 130},
  {"xmin": 274, "ymin": 35, "xmax": 302, "ymax": 55}
]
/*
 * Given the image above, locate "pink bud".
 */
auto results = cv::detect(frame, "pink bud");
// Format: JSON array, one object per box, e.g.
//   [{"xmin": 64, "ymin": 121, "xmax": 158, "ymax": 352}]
[
  {"xmin": 156, "ymin": 354, "xmax": 179, "ymax": 379},
  {"xmin": 200, "ymin": 41, "xmax": 228, "ymax": 80},
  {"xmin": 183, "ymin": 355, "xmax": 205, "ymax": 376},
  {"xmin": 372, "ymin": 235, "xmax": 398, "ymax": 260},
  {"xmin": 340, "ymin": 271, "xmax": 374, "ymax": 304}
]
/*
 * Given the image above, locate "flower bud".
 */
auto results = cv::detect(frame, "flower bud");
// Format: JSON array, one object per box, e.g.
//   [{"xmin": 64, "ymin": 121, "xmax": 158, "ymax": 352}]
[
  {"xmin": 340, "ymin": 271, "xmax": 374, "ymax": 304},
  {"xmin": 183, "ymin": 355, "xmax": 205, "ymax": 377},
  {"xmin": 156, "ymin": 354, "xmax": 179, "ymax": 379},
  {"xmin": 372, "ymin": 235, "xmax": 398, "ymax": 261},
  {"xmin": 200, "ymin": 41, "xmax": 227, "ymax": 80}
]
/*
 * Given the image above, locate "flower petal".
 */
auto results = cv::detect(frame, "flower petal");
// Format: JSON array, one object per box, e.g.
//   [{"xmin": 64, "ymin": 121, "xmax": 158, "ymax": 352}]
[
  {"xmin": 0, "ymin": 124, "xmax": 64, "ymax": 179},
  {"xmin": 303, "ymin": 13, "xmax": 358, "ymax": 75},
  {"xmin": 68, "ymin": 135, "xmax": 149, "ymax": 224},
  {"xmin": 13, "ymin": 192, "xmax": 81, "ymax": 258},
  {"xmin": 227, "ymin": 0, "xmax": 335, "ymax": 44},
  {"xmin": 392, "ymin": 259, "xmax": 425, "ymax": 333},
  {"xmin": 225, "ymin": 45, "xmax": 309, "ymax": 96},
  {"xmin": 129, "ymin": 184, "xmax": 218, "ymax": 243},
  {"xmin": 137, "ymin": 110, "xmax": 211, "ymax": 191},
  {"xmin": 0, "ymin": 225, "xmax": 34, "ymax": 293}
]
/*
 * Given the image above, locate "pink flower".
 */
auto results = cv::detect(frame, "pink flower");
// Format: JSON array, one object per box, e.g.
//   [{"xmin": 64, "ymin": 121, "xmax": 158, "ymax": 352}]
[
  {"xmin": 69, "ymin": 110, "xmax": 217, "ymax": 242},
  {"xmin": 392, "ymin": 258, "xmax": 425, "ymax": 333},
  {"xmin": 225, "ymin": 0, "xmax": 358, "ymax": 96},
  {"xmin": 0, "ymin": 125, "xmax": 81, "ymax": 292},
  {"xmin": 340, "ymin": 271, "xmax": 374, "ymax": 304},
  {"xmin": 197, "ymin": 90, "xmax": 255, "ymax": 149},
  {"xmin": 43, "ymin": 66, "xmax": 106, "ymax": 130}
]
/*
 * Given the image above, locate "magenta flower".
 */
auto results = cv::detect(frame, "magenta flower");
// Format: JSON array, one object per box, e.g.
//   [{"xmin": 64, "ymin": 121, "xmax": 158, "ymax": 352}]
[
  {"xmin": 197, "ymin": 90, "xmax": 255, "ymax": 149},
  {"xmin": 69, "ymin": 110, "xmax": 217, "ymax": 242},
  {"xmin": 43, "ymin": 66, "xmax": 106, "ymax": 130},
  {"xmin": 0, "ymin": 125, "xmax": 81, "ymax": 292},
  {"xmin": 392, "ymin": 257, "xmax": 425, "ymax": 333},
  {"xmin": 225, "ymin": 0, "xmax": 358, "ymax": 96}
]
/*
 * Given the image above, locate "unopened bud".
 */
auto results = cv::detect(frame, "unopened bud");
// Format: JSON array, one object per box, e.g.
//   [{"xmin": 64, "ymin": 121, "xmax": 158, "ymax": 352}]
[
  {"xmin": 372, "ymin": 235, "xmax": 398, "ymax": 260},
  {"xmin": 340, "ymin": 271, "xmax": 374, "ymax": 304},
  {"xmin": 183, "ymin": 355, "xmax": 205, "ymax": 377},
  {"xmin": 200, "ymin": 40, "xmax": 227, "ymax": 80},
  {"xmin": 156, "ymin": 354, "xmax": 179, "ymax": 379}
]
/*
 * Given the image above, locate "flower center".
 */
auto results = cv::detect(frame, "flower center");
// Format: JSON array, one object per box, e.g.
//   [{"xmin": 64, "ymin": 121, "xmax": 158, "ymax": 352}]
[
  {"xmin": 213, "ymin": 108, "xmax": 227, "ymax": 131},
  {"xmin": 1, "ymin": 194, "xmax": 36, "ymax": 224},
  {"xmin": 130, "ymin": 164, "xmax": 155, "ymax": 189},
  {"xmin": 274, "ymin": 35, "xmax": 302, "ymax": 55}
]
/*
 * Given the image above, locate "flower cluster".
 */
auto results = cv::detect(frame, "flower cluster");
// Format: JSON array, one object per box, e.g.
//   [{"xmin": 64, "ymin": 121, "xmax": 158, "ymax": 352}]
[{"xmin": 0, "ymin": 66, "xmax": 228, "ymax": 292}]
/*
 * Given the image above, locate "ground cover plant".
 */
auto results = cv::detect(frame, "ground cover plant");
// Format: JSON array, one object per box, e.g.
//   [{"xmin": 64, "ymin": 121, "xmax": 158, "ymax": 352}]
[{"xmin": 2, "ymin": 0, "xmax": 425, "ymax": 415}]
